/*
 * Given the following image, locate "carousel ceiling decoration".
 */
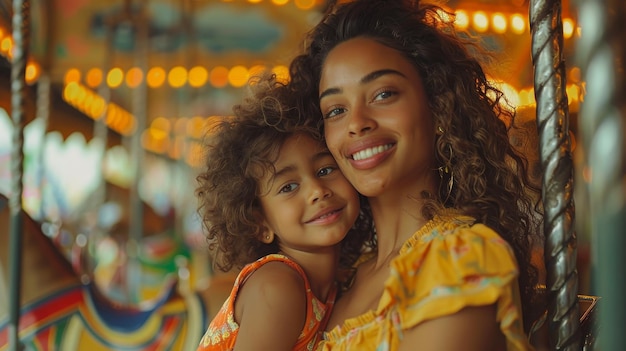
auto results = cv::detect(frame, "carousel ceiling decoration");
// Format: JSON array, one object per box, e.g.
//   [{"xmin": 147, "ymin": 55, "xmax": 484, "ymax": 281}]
[
  {"xmin": 87, "ymin": 2, "xmax": 284, "ymax": 54},
  {"xmin": 0, "ymin": 0, "xmax": 581, "ymax": 115},
  {"xmin": 37, "ymin": 0, "xmax": 324, "ymax": 81},
  {"xmin": 0, "ymin": 0, "xmax": 583, "ymax": 167}
]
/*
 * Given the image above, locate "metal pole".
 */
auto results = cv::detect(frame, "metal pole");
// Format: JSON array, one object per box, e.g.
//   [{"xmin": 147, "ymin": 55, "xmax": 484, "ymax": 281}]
[
  {"xmin": 35, "ymin": 74, "xmax": 49, "ymax": 221},
  {"xmin": 575, "ymin": 0, "xmax": 626, "ymax": 349},
  {"xmin": 93, "ymin": 21, "xmax": 113, "ymax": 218},
  {"xmin": 128, "ymin": 1, "xmax": 148, "ymax": 302},
  {"xmin": 529, "ymin": 0, "xmax": 581, "ymax": 349},
  {"xmin": 8, "ymin": 0, "xmax": 30, "ymax": 350}
]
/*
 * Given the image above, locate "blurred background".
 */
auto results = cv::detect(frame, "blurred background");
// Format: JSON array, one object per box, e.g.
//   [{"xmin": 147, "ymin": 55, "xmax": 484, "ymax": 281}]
[{"xmin": 0, "ymin": 0, "xmax": 591, "ymax": 348}]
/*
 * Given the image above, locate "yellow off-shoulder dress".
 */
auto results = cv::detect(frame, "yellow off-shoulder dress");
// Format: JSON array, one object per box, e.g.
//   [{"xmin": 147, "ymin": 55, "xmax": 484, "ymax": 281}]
[{"xmin": 317, "ymin": 213, "xmax": 534, "ymax": 351}]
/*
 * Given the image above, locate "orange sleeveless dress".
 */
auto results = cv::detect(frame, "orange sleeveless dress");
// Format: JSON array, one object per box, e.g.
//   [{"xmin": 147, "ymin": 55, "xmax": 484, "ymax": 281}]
[{"xmin": 196, "ymin": 254, "xmax": 338, "ymax": 351}]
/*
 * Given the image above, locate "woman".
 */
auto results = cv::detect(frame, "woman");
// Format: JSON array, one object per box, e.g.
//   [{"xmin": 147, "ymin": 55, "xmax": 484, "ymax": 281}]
[{"xmin": 288, "ymin": 0, "xmax": 544, "ymax": 350}]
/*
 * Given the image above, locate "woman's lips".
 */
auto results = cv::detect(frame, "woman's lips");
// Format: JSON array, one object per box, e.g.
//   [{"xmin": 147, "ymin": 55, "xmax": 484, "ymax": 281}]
[{"xmin": 350, "ymin": 143, "xmax": 394, "ymax": 160}]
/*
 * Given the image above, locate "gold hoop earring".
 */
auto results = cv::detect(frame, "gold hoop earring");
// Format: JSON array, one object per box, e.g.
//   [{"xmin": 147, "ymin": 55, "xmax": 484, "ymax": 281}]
[
  {"xmin": 438, "ymin": 164, "xmax": 449, "ymax": 178},
  {"xmin": 445, "ymin": 171, "xmax": 454, "ymax": 202},
  {"xmin": 437, "ymin": 144, "xmax": 454, "ymax": 203}
]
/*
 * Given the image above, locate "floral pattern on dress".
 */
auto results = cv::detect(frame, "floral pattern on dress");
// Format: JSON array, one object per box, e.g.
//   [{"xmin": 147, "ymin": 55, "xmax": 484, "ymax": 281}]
[{"xmin": 317, "ymin": 213, "xmax": 534, "ymax": 351}]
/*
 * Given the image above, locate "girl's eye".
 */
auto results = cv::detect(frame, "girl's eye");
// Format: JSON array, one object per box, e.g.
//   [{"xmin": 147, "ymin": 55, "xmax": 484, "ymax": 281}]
[
  {"xmin": 323, "ymin": 106, "xmax": 346, "ymax": 119},
  {"xmin": 317, "ymin": 166, "xmax": 336, "ymax": 177},
  {"xmin": 279, "ymin": 183, "xmax": 298, "ymax": 194}
]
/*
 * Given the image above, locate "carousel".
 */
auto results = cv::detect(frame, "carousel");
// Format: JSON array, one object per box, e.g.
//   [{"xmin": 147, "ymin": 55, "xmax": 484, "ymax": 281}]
[{"xmin": 0, "ymin": 0, "xmax": 623, "ymax": 350}]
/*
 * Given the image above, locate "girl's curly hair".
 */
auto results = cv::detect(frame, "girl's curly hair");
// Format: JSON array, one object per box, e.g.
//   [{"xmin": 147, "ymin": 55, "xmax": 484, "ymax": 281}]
[
  {"xmin": 289, "ymin": 0, "xmax": 544, "ymax": 331},
  {"xmin": 196, "ymin": 73, "xmax": 375, "ymax": 275}
]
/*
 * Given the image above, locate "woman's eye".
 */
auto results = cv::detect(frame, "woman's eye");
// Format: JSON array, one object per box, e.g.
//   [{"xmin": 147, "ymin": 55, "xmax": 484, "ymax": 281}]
[
  {"xmin": 279, "ymin": 183, "xmax": 298, "ymax": 193},
  {"xmin": 317, "ymin": 166, "xmax": 336, "ymax": 177},
  {"xmin": 323, "ymin": 107, "xmax": 345, "ymax": 119},
  {"xmin": 373, "ymin": 90, "xmax": 396, "ymax": 101}
]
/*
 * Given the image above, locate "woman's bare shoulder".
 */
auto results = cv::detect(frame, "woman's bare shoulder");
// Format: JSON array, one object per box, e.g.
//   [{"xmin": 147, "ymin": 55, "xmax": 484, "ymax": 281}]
[{"xmin": 398, "ymin": 304, "xmax": 506, "ymax": 351}]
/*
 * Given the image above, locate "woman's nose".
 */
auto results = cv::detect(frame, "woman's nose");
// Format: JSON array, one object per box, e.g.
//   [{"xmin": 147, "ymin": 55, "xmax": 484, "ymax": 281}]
[{"xmin": 348, "ymin": 106, "xmax": 376, "ymax": 136}]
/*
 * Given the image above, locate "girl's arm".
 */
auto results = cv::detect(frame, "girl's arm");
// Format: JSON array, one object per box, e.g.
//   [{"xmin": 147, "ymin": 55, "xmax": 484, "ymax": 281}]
[{"xmin": 233, "ymin": 262, "xmax": 307, "ymax": 351}]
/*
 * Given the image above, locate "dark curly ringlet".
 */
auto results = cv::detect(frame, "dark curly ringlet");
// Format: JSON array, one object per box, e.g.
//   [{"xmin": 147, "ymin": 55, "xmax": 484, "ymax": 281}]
[
  {"xmin": 195, "ymin": 72, "xmax": 375, "ymax": 278},
  {"xmin": 289, "ymin": 0, "xmax": 543, "ymax": 331}
]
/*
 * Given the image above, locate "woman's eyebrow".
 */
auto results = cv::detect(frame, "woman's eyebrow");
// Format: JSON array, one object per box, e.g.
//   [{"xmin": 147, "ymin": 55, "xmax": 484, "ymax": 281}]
[
  {"xmin": 320, "ymin": 87, "xmax": 341, "ymax": 100},
  {"xmin": 361, "ymin": 69, "xmax": 407, "ymax": 84},
  {"xmin": 319, "ymin": 69, "xmax": 407, "ymax": 100}
]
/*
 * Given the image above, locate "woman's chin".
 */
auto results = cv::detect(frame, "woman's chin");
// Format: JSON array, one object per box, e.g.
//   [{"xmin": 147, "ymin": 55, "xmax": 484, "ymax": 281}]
[{"xmin": 353, "ymin": 180, "xmax": 388, "ymax": 198}]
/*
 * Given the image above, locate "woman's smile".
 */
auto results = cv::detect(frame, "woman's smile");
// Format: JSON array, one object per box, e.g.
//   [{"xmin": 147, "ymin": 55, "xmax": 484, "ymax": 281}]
[{"xmin": 351, "ymin": 143, "xmax": 394, "ymax": 161}]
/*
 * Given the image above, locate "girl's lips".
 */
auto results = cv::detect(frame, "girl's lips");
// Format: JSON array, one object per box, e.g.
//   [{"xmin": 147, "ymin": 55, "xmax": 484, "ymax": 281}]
[{"xmin": 306, "ymin": 208, "xmax": 342, "ymax": 224}]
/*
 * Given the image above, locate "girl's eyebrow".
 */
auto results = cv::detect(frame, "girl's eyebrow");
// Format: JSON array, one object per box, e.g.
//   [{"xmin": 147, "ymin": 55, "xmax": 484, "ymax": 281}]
[
  {"xmin": 265, "ymin": 149, "xmax": 332, "ymax": 193},
  {"xmin": 272, "ymin": 150, "xmax": 333, "ymax": 180},
  {"xmin": 319, "ymin": 69, "xmax": 407, "ymax": 100}
]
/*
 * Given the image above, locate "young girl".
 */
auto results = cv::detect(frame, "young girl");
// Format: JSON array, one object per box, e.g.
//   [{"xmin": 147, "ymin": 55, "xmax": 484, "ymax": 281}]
[{"xmin": 195, "ymin": 74, "xmax": 374, "ymax": 351}]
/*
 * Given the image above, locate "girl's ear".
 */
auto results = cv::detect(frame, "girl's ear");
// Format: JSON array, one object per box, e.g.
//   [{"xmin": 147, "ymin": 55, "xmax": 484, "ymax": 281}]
[{"xmin": 260, "ymin": 222, "xmax": 275, "ymax": 244}]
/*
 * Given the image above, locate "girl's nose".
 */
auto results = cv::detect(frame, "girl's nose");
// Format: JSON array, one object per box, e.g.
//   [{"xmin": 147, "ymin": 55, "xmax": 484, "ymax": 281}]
[{"xmin": 309, "ymin": 182, "xmax": 333, "ymax": 203}]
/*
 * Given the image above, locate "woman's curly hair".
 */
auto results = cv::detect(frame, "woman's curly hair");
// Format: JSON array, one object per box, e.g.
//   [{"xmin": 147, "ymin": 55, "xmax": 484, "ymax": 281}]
[
  {"xmin": 289, "ymin": 0, "xmax": 544, "ymax": 331},
  {"xmin": 196, "ymin": 73, "xmax": 375, "ymax": 276}
]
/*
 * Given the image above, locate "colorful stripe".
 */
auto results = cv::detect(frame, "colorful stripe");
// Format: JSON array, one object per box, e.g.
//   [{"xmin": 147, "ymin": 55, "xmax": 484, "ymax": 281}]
[{"xmin": 0, "ymin": 284, "xmax": 208, "ymax": 351}]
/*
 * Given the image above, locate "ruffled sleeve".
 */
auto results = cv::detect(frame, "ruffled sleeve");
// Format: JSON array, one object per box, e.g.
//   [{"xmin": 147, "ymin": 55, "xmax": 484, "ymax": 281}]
[{"xmin": 379, "ymin": 218, "xmax": 530, "ymax": 349}]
